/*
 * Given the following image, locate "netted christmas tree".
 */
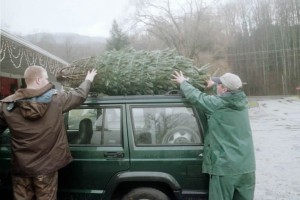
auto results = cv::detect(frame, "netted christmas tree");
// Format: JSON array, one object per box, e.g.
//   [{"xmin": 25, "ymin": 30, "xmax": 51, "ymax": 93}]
[{"xmin": 57, "ymin": 48, "xmax": 210, "ymax": 95}]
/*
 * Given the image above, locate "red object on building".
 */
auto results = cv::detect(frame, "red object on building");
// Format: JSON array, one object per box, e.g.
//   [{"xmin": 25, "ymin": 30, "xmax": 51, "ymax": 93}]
[{"xmin": 0, "ymin": 77, "xmax": 18, "ymax": 99}]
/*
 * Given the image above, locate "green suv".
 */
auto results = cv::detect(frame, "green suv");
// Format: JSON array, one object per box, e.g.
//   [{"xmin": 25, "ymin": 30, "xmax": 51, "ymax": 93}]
[{"xmin": 0, "ymin": 94, "xmax": 209, "ymax": 200}]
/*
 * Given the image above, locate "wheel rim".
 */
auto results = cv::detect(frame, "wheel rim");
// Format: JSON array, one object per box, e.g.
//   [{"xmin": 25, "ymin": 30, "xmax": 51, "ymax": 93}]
[{"xmin": 163, "ymin": 127, "xmax": 200, "ymax": 144}]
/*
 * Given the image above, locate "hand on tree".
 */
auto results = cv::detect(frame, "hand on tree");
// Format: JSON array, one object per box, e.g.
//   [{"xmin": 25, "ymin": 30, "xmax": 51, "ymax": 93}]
[
  {"xmin": 171, "ymin": 71, "xmax": 188, "ymax": 84},
  {"xmin": 85, "ymin": 69, "xmax": 98, "ymax": 82}
]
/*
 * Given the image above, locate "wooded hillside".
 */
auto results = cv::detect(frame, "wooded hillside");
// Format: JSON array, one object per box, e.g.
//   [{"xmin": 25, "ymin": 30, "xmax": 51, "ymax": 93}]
[{"xmin": 26, "ymin": 0, "xmax": 300, "ymax": 96}]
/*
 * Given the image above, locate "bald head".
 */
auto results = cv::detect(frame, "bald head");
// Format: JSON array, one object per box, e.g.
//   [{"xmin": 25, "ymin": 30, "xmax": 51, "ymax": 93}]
[{"xmin": 24, "ymin": 66, "xmax": 49, "ymax": 89}]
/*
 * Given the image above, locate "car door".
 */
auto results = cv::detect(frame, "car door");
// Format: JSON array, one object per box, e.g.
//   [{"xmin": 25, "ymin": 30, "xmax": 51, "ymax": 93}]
[
  {"xmin": 58, "ymin": 104, "xmax": 130, "ymax": 199},
  {"xmin": 127, "ymin": 103, "xmax": 208, "ymax": 196}
]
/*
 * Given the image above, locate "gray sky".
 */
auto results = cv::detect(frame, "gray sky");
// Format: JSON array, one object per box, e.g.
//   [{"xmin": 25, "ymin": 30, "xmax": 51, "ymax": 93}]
[
  {"xmin": 1, "ymin": 0, "xmax": 133, "ymax": 37},
  {"xmin": 1, "ymin": 0, "xmax": 223, "ymax": 38}
]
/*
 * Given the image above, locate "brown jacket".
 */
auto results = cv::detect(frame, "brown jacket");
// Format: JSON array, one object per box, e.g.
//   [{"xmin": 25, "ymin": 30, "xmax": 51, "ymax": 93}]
[{"xmin": 0, "ymin": 80, "xmax": 91, "ymax": 177}]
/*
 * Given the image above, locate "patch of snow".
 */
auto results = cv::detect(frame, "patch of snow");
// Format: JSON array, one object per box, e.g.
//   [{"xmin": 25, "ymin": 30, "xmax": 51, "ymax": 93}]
[{"xmin": 248, "ymin": 96, "xmax": 300, "ymax": 200}]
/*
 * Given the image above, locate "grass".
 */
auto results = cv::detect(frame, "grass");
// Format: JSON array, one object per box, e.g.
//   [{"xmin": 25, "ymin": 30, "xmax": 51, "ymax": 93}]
[{"xmin": 248, "ymin": 101, "xmax": 259, "ymax": 108}]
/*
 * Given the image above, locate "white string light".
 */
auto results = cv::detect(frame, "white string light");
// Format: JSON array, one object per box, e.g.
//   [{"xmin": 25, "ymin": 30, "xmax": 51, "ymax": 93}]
[
  {"xmin": 24, "ymin": 49, "xmax": 38, "ymax": 66},
  {"xmin": 0, "ymin": 42, "xmax": 6, "ymax": 62},
  {"xmin": 0, "ymin": 39, "xmax": 63, "ymax": 75}
]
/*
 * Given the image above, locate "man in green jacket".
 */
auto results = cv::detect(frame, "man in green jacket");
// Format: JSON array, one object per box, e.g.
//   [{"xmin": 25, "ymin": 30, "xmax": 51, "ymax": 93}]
[{"xmin": 172, "ymin": 71, "xmax": 255, "ymax": 200}]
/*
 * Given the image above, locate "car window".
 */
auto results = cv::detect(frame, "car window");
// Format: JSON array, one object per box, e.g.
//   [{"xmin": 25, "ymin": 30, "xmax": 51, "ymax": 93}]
[
  {"xmin": 66, "ymin": 108, "xmax": 122, "ymax": 146},
  {"xmin": 131, "ymin": 106, "xmax": 203, "ymax": 146}
]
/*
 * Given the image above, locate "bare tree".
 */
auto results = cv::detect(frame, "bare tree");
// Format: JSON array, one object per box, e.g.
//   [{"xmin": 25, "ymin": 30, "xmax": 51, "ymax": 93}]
[
  {"xmin": 132, "ymin": 0, "xmax": 215, "ymax": 59},
  {"xmin": 220, "ymin": 0, "xmax": 300, "ymax": 95}
]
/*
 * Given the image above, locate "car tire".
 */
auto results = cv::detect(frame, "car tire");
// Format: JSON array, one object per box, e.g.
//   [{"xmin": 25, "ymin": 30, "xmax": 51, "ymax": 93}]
[
  {"xmin": 162, "ymin": 126, "xmax": 201, "ymax": 144},
  {"xmin": 121, "ymin": 187, "xmax": 169, "ymax": 200}
]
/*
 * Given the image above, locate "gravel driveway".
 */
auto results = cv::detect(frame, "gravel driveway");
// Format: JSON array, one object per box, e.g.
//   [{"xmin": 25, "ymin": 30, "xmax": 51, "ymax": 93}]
[{"xmin": 248, "ymin": 96, "xmax": 300, "ymax": 200}]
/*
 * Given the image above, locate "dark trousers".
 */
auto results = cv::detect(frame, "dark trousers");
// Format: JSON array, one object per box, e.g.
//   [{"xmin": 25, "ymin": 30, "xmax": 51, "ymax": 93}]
[
  {"xmin": 209, "ymin": 172, "xmax": 255, "ymax": 200},
  {"xmin": 12, "ymin": 171, "xmax": 58, "ymax": 200}
]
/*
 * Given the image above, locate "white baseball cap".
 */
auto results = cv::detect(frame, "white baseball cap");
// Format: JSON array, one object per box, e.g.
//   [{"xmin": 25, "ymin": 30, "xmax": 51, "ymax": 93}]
[{"xmin": 219, "ymin": 73, "xmax": 243, "ymax": 90}]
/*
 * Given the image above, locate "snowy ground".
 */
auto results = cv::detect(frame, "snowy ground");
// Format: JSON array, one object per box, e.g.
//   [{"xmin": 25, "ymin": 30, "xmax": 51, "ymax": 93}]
[{"xmin": 248, "ymin": 96, "xmax": 300, "ymax": 200}]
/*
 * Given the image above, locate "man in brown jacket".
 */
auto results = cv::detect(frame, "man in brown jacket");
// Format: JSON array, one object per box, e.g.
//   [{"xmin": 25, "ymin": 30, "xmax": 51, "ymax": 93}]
[{"xmin": 0, "ymin": 65, "xmax": 97, "ymax": 200}]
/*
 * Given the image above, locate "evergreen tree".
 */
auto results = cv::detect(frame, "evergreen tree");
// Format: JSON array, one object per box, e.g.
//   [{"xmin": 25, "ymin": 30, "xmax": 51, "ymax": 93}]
[{"xmin": 106, "ymin": 20, "xmax": 129, "ymax": 51}]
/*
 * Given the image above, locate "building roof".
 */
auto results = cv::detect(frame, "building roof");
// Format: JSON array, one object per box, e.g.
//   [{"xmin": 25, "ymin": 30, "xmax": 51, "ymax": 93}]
[
  {"xmin": 1, "ymin": 29, "xmax": 68, "ymax": 65},
  {"xmin": 0, "ymin": 29, "xmax": 69, "ymax": 80}
]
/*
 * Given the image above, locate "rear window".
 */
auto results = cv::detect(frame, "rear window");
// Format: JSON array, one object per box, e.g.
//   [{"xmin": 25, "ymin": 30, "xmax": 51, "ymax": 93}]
[{"xmin": 131, "ymin": 106, "xmax": 203, "ymax": 146}]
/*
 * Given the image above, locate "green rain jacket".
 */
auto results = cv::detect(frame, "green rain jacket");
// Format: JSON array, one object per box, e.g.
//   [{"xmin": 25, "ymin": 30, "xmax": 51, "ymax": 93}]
[{"xmin": 180, "ymin": 81, "xmax": 255, "ymax": 176}]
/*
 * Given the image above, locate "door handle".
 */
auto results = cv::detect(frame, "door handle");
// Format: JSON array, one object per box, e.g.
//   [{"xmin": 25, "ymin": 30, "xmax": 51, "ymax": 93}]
[{"xmin": 104, "ymin": 152, "xmax": 124, "ymax": 158}]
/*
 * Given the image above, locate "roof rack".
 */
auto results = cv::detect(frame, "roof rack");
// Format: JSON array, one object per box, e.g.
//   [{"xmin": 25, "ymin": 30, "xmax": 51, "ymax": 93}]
[{"xmin": 165, "ymin": 90, "xmax": 182, "ymax": 95}]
